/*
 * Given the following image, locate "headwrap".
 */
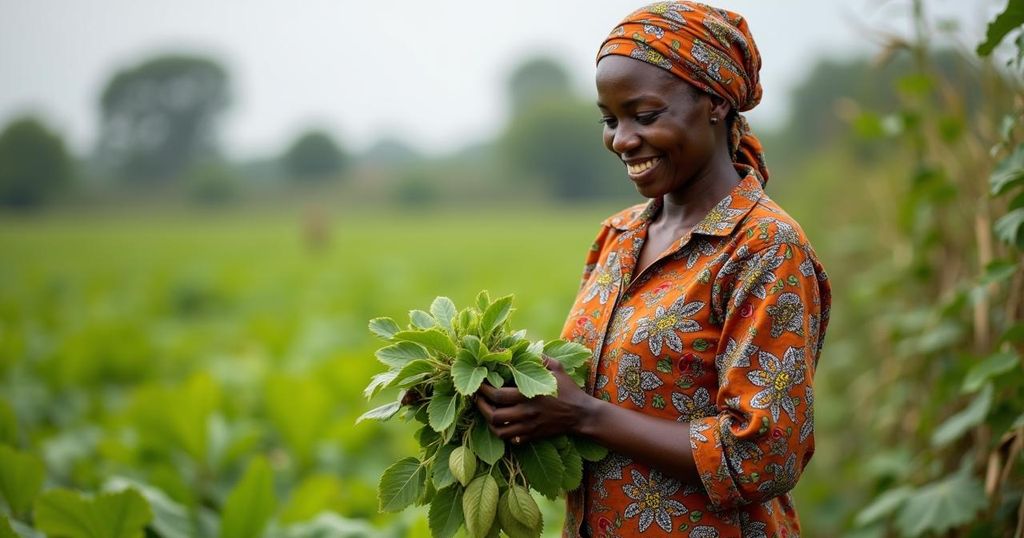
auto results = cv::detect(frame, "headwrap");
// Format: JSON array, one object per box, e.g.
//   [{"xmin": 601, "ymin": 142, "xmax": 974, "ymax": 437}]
[{"xmin": 597, "ymin": 1, "xmax": 769, "ymax": 184}]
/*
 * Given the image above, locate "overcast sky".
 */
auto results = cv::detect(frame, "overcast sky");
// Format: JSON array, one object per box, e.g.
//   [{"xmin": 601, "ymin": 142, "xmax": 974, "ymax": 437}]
[{"xmin": 0, "ymin": 0, "xmax": 1000, "ymax": 158}]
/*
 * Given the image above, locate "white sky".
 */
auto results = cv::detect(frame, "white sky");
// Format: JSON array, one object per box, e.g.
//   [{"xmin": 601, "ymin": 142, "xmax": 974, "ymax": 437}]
[{"xmin": 0, "ymin": 0, "xmax": 1000, "ymax": 158}]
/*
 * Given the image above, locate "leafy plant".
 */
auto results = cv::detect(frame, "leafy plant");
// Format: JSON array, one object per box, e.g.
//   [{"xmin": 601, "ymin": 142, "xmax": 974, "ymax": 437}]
[{"xmin": 359, "ymin": 292, "xmax": 606, "ymax": 537}]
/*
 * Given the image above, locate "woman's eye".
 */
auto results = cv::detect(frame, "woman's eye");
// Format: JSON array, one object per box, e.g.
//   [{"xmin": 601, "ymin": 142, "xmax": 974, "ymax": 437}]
[
  {"xmin": 636, "ymin": 112, "xmax": 661, "ymax": 125},
  {"xmin": 599, "ymin": 117, "xmax": 618, "ymax": 128}
]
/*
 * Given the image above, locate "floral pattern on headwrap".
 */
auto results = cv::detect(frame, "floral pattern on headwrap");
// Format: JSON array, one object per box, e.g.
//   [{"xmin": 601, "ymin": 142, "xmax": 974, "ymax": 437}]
[{"xmin": 597, "ymin": 1, "xmax": 770, "ymax": 184}]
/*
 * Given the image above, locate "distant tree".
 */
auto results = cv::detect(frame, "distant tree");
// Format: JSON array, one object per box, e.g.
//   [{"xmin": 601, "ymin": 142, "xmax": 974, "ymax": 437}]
[
  {"xmin": 502, "ymin": 96, "xmax": 628, "ymax": 200},
  {"xmin": 96, "ymin": 54, "xmax": 230, "ymax": 182},
  {"xmin": 282, "ymin": 130, "xmax": 346, "ymax": 180},
  {"xmin": 506, "ymin": 56, "xmax": 574, "ymax": 114},
  {"xmin": 0, "ymin": 116, "xmax": 72, "ymax": 208}
]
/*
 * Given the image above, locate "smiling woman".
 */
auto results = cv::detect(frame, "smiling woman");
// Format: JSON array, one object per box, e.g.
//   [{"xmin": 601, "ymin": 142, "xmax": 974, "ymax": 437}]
[{"xmin": 473, "ymin": 2, "xmax": 832, "ymax": 537}]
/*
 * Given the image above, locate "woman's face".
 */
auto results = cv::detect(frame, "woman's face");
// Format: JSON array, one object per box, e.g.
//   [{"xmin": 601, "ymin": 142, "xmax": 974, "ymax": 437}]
[{"xmin": 595, "ymin": 55, "xmax": 721, "ymax": 200}]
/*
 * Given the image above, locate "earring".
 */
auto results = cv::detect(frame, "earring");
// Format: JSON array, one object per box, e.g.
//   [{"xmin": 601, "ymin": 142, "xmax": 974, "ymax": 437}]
[{"xmin": 710, "ymin": 116, "xmax": 719, "ymax": 124}]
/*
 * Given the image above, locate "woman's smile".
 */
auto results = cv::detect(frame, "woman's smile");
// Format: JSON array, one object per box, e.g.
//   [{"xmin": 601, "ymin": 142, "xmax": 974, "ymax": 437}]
[{"xmin": 625, "ymin": 157, "xmax": 662, "ymax": 181}]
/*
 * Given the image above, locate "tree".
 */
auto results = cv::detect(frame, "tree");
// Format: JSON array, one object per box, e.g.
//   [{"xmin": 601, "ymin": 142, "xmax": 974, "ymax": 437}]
[
  {"xmin": 506, "ymin": 56, "xmax": 574, "ymax": 114},
  {"xmin": 282, "ymin": 130, "xmax": 346, "ymax": 180},
  {"xmin": 96, "ymin": 54, "xmax": 230, "ymax": 182},
  {"xmin": 0, "ymin": 116, "xmax": 72, "ymax": 208}
]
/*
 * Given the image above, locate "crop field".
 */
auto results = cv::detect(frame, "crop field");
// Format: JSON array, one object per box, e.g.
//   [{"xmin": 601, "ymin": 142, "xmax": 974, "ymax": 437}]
[{"xmin": 0, "ymin": 207, "xmax": 631, "ymax": 536}]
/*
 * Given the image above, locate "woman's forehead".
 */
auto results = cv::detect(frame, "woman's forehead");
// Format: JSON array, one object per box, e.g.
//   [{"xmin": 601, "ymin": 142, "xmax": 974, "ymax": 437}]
[{"xmin": 596, "ymin": 56, "xmax": 691, "ymax": 104}]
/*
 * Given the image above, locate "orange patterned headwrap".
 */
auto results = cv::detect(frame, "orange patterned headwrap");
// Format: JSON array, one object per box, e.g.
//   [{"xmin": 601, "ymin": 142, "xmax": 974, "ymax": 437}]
[{"xmin": 597, "ymin": 1, "xmax": 769, "ymax": 184}]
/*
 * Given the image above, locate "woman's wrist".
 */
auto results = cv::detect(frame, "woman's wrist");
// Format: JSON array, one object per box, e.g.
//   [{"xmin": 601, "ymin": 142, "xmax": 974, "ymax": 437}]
[{"xmin": 572, "ymin": 393, "xmax": 605, "ymax": 438}]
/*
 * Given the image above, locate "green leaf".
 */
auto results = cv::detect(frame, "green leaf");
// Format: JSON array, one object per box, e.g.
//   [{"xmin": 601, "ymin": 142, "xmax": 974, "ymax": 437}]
[
  {"xmin": 506, "ymin": 485, "xmax": 541, "ymax": 529},
  {"xmin": 0, "ymin": 445, "xmax": 45, "ymax": 518},
  {"xmin": 449, "ymin": 446, "xmax": 477, "ymax": 487},
  {"xmin": 356, "ymin": 400, "xmax": 402, "ymax": 424},
  {"xmin": 513, "ymin": 439, "xmax": 564, "ymax": 499},
  {"xmin": 35, "ymin": 488, "xmax": 152, "ymax": 538},
  {"xmin": 977, "ymin": 0, "xmax": 1024, "ymax": 56},
  {"xmin": 394, "ymin": 329, "xmax": 458, "ymax": 357},
  {"xmin": 571, "ymin": 436, "xmax": 609, "ymax": 462},
  {"xmin": 979, "ymin": 259, "xmax": 1019, "ymax": 285},
  {"xmin": 375, "ymin": 341, "xmax": 430, "ymax": 369},
  {"xmin": 428, "ymin": 485, "xmax": 465, "ymax": 538},
  {"xmin": 559, "ymin": 444, "xmax": 583, "ymax": 491},
  {"xmin": 1002, "ymin": 322, "xmax": 1024, "ymax": 343},
  {"xmin": 990, "ymin": 145, "xmax": 1024, "ymax": 195},
  {"xmin": 431, "ymin": 445, "xmax": 458, "ymax": 489},
  {"xmin": 469, "ymin": 420, "xmax": 505, "ymax": 465},
  {"xmin": 895, "ymin": 469, "xmax": 987, "ymax": 535},
  {"xmin": 428, "ymin": 382, "xmax": 460, "ymax": 432},
  {"xmin": 462, "ymin": 475, "xmax": 499, "ymax": 538},
  {"xmin": 963, "ymin": 351, "xmax": 1020, "ymax": 393},
  {"xmin": 0, "ymin": 517, "xmax": 16, "ymax": 538},
  {"xmin": 452, "ymin": 354, "xmax": 488, "ymax": 396},
  {"xmin": 105, "ymin": 478, "xmax": 196, "ymax": 538},
  {"xmin": 410, "ymin": 310, "xmax": 437, "ymax": 329},
  {"xmin": 480, "ymin": 350, "xmax": 513, "ymax": 364},
  {"xmin": 480, "ymin": 295, "xmax": 514, "ymax": 336},
  {"xmin": 497, "ymin": 488, "xmax": 541, "ymax": 538},
  {"xmin": 387, "ymin": 359, "xmax": 435, "ymax": 389},
  {"xmin": 364, "ymin": 370, "xmax": 399, "ymax": 399},
  {"xmin": 476, "ymin": 290, "xmax": 492, "ymax": 312},
  {"xmin": 378, "ymin": 457, "xmax": 426, "ymax": 513},
  {"xmin": 853, "ymin": 486, "xmax": 914, "ymax": 527},
  {"xmin": 931, "ymin": 383, "xmax": 993, "ymax": 447},
  {"xmin": 509, "ymin": 361, "xmax": 558, "ymax": 398},
  {"xmin": 542, "ymin": 340, "xmax": 592, "ymax": 372},
  {"xmin": 462, "ymin": 335, "xmax": 485, "ymax": 359},
  {"xmin": 220, "ymin": 456, "xmax": 275, "ymax": 538},
  {"xmin": 431, "ymin": 297, "xmax": 458, "ymax": 333},
  {"xmin": 369, "ymin": 317, "xmax": 401, "ymax": 340},
  {"xmin": 278, "ymin": 474, "xmax": 344, "ymax": 524},
  {"xmin": 0, "ymin": 400, "xmax": 15, "ymax": 447},
  {"xmin": 995, "ymin": 208, "xmax": 1024, "ymax": 248},
  {"xmin": 486, "ymin": 370, "xmax": 505, "ymax": 389}
]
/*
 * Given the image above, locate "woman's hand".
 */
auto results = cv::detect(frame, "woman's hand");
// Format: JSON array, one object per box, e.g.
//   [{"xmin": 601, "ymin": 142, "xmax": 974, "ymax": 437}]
[{"xmin": 473, "ymin": 357, "xmax": 595, "ymax": 445}]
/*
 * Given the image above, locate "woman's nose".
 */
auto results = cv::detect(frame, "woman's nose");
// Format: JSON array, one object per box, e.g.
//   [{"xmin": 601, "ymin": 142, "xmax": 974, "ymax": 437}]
[{"xmin": 611, "ymin": 124, "xmax": 641, "ymax": 155}]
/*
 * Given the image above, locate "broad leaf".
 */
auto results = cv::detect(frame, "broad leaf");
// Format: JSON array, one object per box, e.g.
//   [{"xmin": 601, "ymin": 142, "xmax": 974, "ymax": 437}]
[
  {"xmin": 35, "ymin": 488, "xmax": 152, "ymax": 538},
  {"xmin": 480, "ymin": 295, "xmax": 514, "ymax": 336},
  {"xmin": 431, "ymin": 445, "xmax": 458, "ymax": 489},
  {"xmin": 572, "ymin": 436, "xmax": 609, "ymax": 462},
  {"xmin": 0, "ymin": 517, "xmax": 16, "ymax": 538},
  {"xmin": 463, "ymin": 475, "xmax": 498, "ymax": 538},
  {"xmin": 977, "ymin": 0, "xmax": 1024, "ymax": 56},
  {"xmin": 431, "ymin": 297, "xmax": 458, "ymax": 333},
  {"xmin": 560, "ymin": 445, "xmax": 583, "ymax": 491},
  {"xmin": 486, "ymin": 370, "xmax": 505, "ymax": 389},
  {"xmin": 369, "ymin": 317, "xmax": 401, "ymax": 340},
  {"xmin": 543, "ymin": 340, "xmax": 592, "ymax": 372},
  {"xmin": 476, "ymin": 290, "xmax": 491, "ymax": 312},
  {"xmin": 375, "ymin": 341, "xmax": 429, "ymax": 369},
  {"xmin": 962, "ymin": 351, "xmax": 1020, "ymax": 393},
  {"xmin": 497, "ymin": 489, "xmax": 540, "ymax": 538},
  {"xmin": 452, "ymin": 354, "xmax": 487, "ymax": 396},
  {"xmin": 506, "ymin": 485, "xmax": 541, "ymax": 529},
  {"xmin": 428, "ymin": 382, "xmax": 460, "ymax": 432},
  {"xmin": 356, "ymin": 401, "xmax": 402, "ymax": 424},
  {"xmin": 854, "ymin": 486, "xmax": 914, "ymax": 527},
  {"xmin": 895, "ymin": 470, "xmax": 987, "ymax": 536},
  {"xmin": 410, "ymin": 310, "xmax": 437, "ymax": 329},
  {"xmin": 106, "ymin": 477, "xmax": 194, "ymax": 538},
  {"xmin": 394, "ymin": 329, "xmax": 458, "ymax": 358},
  {"xmin": 428, "ymin": 485, "xmax": 464, "ymax": 538},
  {"xmin": 509, "ymin": 361, "xmax": 558, "ymax": 398},
  {"xmin": 220, "ymin": 456, "xmax": 275, "ymax": 538},
  {"xmin": 387, "ymin": 359, "xmax": 435, "ymax": 389},
  {"xmin": 469, "ymin": 421, "xmax": 505, "ymax": 465},
  {"xmin": 931, "ymin": 383, "xmax": 993, "ymax": 447},
  {"xmin": 364, "ymin": 370, "xmax": 399, "ymax": 399},
  {"xmin": 0, "ymin": 401, "xmax": 15, "ymax": 447},
  {"xmin": 0, "ymin": 445, "xmax": 44, "ymax": 518},
  {"xmin": 462, "ymin": 335, "xmax": 485, "ymax": 359},
  {"xmin": 449, "ymin": 446, "xmax": 477, "ymax": 487},
  {"xmin": 513, "ymin": 439, "xmax": 564, "ymax": 499},
  {"xmin": 378, "ymin": 457, "xmax": 426, "ymax": 513},
  {"xmin": 995, "ymin": 208, "xmax": 1024, "ymax": 248},
  {"xmin": 480, "ymin": 350, "xmax": 513, "ymax": 364}
]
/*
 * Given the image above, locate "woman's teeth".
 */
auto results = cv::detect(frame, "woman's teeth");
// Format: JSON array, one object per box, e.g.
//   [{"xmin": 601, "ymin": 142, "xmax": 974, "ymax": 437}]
[{"xmin": 626, "ymin": 158, "xmax": 659, "ymax": 175}]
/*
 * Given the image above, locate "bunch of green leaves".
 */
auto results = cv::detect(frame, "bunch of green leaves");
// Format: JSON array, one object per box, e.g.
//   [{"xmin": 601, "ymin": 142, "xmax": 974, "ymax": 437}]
[{"xmin": 358, "ymin": 292, "xmax": 607, "ymax": 538}]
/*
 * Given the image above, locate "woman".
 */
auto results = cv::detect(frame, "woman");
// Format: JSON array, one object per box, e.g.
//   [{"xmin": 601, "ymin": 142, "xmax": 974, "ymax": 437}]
[{"xmin": 476, "ymin": 2, "xmax": 831, "ymax": 536}]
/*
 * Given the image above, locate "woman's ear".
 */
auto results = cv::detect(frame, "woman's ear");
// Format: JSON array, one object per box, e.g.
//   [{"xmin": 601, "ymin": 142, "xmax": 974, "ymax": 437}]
[{"xmin": 707, "ymin": 93, "xmax": 732, "ymax": 123}]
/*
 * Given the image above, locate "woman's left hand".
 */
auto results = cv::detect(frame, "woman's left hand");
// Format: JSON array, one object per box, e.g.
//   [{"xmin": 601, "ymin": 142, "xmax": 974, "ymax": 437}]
[{"xmin": 473, "ymin": 357, "xmax": 595, "ymax": 445}]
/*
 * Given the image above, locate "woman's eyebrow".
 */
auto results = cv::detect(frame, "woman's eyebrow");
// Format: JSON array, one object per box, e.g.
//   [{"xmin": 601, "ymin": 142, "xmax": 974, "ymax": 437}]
[{"xmin": 596, "ymin": 94, "xmax": 667, "ymax": 110}]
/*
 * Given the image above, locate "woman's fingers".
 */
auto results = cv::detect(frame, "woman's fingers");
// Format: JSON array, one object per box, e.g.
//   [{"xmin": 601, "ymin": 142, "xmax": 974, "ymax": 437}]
[{"xmin": 477, "ymin": 383, "xmax": 528, "ymax": 406}]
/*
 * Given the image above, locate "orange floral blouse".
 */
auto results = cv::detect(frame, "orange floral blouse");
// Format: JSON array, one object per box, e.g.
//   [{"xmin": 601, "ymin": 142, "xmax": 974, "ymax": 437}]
[{"xmin": 559, "ymin": 168, "xmax": 831, "ymax": 538}]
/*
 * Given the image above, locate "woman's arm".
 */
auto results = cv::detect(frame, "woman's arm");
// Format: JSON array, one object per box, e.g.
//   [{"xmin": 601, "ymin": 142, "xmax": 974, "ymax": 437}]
[{"xmin": 474, "ymin": 358, "xmax": 700, "ymax": 484}]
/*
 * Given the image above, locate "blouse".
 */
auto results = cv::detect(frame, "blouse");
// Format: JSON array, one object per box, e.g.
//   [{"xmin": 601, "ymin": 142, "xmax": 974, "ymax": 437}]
[{"xmin": 559, "ymin": 168, "xmax": 831, "ymax": 538}]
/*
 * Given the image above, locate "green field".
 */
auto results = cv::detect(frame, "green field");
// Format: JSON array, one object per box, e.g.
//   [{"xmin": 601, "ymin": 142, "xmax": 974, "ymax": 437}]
[{"xmin": 0, "ymin": 207, "xmax": 639, "ymax": 536}]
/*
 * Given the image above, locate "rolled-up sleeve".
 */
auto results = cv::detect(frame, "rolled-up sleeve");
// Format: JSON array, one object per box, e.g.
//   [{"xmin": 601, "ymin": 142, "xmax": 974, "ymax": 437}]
[{"xmin": 689, "ymin": 240, "xmax": 830, "ymax": 512}]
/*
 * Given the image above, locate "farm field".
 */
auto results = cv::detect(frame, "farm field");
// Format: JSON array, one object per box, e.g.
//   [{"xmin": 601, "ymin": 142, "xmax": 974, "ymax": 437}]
[{"xmin": 0, "ymin": 207, "xmax": 633, "ymax": 536}]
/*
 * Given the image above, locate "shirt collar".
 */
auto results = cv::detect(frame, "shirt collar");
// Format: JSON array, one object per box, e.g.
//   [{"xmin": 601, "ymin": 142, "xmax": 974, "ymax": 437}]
[{"xmin": 606, "ymin": 166, "xmax": 764, "ymax": 236}]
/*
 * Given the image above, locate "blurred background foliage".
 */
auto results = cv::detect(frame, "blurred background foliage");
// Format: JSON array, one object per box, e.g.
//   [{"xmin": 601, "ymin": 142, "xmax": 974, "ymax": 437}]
[{"xmin": 1, "ymin": 0, "xmax": 1023, "ymax": 536}]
